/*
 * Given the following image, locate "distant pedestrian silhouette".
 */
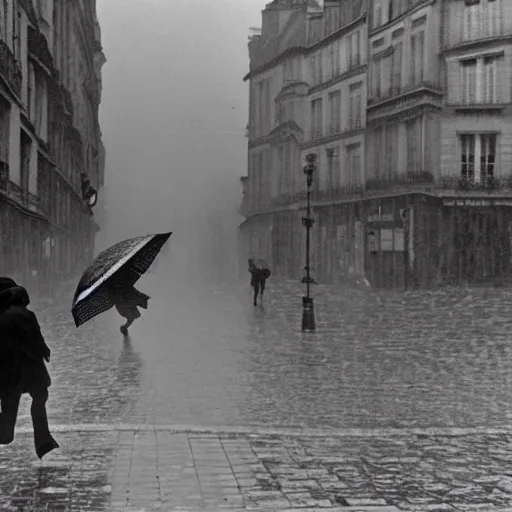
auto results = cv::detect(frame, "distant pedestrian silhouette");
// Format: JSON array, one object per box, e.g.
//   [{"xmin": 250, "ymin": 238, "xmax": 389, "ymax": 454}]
[{"xmin": 248, "ymin": 258, "xmax": 271, "ymax": 306}]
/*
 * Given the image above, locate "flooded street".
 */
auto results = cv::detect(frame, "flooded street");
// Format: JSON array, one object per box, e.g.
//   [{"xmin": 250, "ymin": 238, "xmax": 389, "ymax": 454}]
[{"xmin": 21, "ymin": 269, "xmax": 512, "ymax": 432}]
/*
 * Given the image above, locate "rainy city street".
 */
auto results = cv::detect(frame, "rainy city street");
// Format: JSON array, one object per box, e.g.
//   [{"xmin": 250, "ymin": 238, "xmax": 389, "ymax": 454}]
[
  {"xmin": 17, "ymin": 268, "xmax": 512, "ymax": 431},
  {"xmin": 4, "ymin": 270, "xmax": 512, "ymax": 511}
]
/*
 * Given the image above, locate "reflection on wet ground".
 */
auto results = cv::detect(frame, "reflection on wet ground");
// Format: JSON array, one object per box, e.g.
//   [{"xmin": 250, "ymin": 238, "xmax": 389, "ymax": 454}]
[{"xmin": 20, "ymin": 273, "xmax": 512, "ymax": 431}]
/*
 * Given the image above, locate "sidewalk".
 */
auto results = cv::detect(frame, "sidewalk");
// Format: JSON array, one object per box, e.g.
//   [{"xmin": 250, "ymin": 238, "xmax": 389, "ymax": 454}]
[{"xmin": 2, "ymin": 425, "xmax": 512, "ymax": 511}]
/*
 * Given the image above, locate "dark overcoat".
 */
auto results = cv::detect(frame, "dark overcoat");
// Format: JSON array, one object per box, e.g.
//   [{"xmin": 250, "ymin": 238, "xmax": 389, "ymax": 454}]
[{"xmin": 0, "ymin": 282, "xmax": 51, "ymax": 396}]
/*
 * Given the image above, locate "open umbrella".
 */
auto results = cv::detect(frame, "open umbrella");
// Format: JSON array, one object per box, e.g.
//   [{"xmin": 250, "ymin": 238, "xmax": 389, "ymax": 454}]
[{"xmin": 72, "ymin": 232, "xmax": 172, "ymax": 327}]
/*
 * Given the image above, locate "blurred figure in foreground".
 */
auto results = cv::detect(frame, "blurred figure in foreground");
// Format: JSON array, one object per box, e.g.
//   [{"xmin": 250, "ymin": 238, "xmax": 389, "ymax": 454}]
[
  {"xmin": 0, "ymin": 277, "xmax": 59, "ymax": 459},
  {"xmin": 248, "ymin": 258, "xmax": 271, "ymax": 306}
]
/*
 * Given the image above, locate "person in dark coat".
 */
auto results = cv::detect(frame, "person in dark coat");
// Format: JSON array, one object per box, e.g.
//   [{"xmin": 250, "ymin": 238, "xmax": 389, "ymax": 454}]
[
  {"xmin": 0, "ymin": 277, "xmax": 59, "ymax": 459},
  {"xmin": 105, "ymin": 268, "xmax": 150, "ymax": 336},
  {"xmin": 248, "ymin": 259, "xmax": 271, "ymax": 306},
  {"xmin": 112, "ymin": 285, "xmax": 150, "ymax": 336}
]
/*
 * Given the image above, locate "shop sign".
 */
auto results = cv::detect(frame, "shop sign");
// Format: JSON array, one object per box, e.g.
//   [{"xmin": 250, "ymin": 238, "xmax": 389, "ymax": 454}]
[{"xmin": 443, "ymin": 198, "xmax": 512, "ymax": 207}]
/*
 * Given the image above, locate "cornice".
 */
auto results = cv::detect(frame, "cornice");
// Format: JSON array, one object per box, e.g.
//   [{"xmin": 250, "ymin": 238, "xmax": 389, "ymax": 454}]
[{"xmin": 244, "ymin": 14, "xmax": 367, "ymax": 82}]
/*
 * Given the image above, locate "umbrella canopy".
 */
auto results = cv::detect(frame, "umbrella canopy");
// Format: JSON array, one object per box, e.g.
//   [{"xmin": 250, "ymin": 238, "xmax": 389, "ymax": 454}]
[{"xmin": 72, "ymin": 232, "xmax": 172, "ymax": 327}]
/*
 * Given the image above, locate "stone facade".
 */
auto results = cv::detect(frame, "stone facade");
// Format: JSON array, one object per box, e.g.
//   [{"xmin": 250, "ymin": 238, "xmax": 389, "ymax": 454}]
[
  {"xmin": 0, "ymin": 0, "xmax": 105, "ymax": 294},
  {"xmin": 239, "ymin": 0, "xmax": 512, "ymax": 289}
]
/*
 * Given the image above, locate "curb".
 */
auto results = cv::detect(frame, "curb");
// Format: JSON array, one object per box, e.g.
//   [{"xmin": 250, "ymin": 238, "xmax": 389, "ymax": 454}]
[{"xmin": 14, "ymin": 423, "xmax": 512, "ymax": 437}]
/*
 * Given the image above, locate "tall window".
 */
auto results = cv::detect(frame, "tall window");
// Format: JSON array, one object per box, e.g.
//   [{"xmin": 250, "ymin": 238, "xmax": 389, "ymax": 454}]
[
  {"xmin": 311, "ymin": 98, "xmax": 323, "ymax": 140},
  {"xmin": 328, "ymin": 42, "xmax": 340, "ymax": 79},
  {"xmin": 463, "ymin": 0, "xmax": 501, "ymax": 41},
  {"xmin": 348, "ymin": 30, "xmax": 361, "ymax": 69},
  {"xmin": 483, "ymin": 55, "xmax": 497, "ymax": 103},
  {"xmin": 349, "ymin": 82, "xmax": 362, "ymax": 129},
  {"xmin": 373, "ymin": 0, "xmax": 382, "ymax": 29},
  {"xmin": 373, "ymin": 127, "xmax": 383, "ymax": 176},
  {"xmin": 461, "ymin": 55, "xmax": 501, "ymax": 104},
  {"xmin": 391, "ymin": 42, "xmax": 403, "ymax": 94},
  {"xmin": 347, "ymin": 143, "xmax": 362, "ymax": 184},
  {"xmin": 461, "ymin": 58, "xmax": 477, "ymax": 103},
  {"xmin": 460, "ymin": 133, "xmax": 497, "ymax": 183},
  {"xmin": 328, "ymin": 90, "xmax": 341, "ymax": 134},
  {"xmin": 385, "ymin": 125, "xmax": 398, "ymax": 174},
  {"xmin": 371, "ymin": 57, "xmax": 381, "ymax": 98},
  {"xmin": 310, "ymin": 52, "xmax": 323, "ymax": 86},
  {"xmin": 20, "ymin": 130, "xmax": 32, "ymax": 195},
  {"xmin": 0, "ymin": 0, "xmax": 7, "ymax": 40},
  {"xmin": 410, "ymin": 31, "xmax": 425, "ymax": 86},
  {"xmin": 0, "ymin": 96, "xmax": 9, "ymax": 165},
  {"xmin": 326, "ymin": 147, "xmax": 340, "ymax": 189},
  {"xmin": 406, "ymin": 117, "xmax": 422, "ymax": 172}
]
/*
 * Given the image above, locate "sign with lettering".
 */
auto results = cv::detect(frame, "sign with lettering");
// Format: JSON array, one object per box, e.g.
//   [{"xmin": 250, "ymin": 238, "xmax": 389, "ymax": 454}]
[{"xmin": 443, "ymin": 198, "xmax": 512, "ymax": 207}]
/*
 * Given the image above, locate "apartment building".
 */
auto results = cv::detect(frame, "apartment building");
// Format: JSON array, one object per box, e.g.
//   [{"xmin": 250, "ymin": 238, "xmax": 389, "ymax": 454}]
[
  {"xmin": 0, "ymin": 0, "xmax": 106, "ymax": 294},
  {"xmin": 240, "ymin": 0, "xmax": 512, "ymax": 288},
  {"xmin": 240, "ymin": 0, "xmax": 369, "ymax": 282}
]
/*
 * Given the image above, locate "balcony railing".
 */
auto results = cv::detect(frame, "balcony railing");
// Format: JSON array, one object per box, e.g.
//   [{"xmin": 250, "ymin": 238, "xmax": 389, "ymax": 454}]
[
  {"xmin": 0, "ymin": 40, "xmax": 22, "ymax": 97},
  {"xmin": 366, "ymin": 170, "xmax": 434, "ymax": 191},
  {"xmin": 0, "ymin": 161, "xmax": 8, "ymax": 191},
  {"xmin": 368, "ymin": 81, "xmax": 442, "ymax": 106},
  {"xmin": 27, "ymin": 25, "xmax": 54, "ymax": 70},
  {"xmin": 438, "ymin": 175, "xmax": 512, "ymax": 191}
]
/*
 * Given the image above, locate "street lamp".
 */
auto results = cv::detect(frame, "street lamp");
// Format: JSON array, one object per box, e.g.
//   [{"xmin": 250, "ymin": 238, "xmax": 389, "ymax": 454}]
[{"xmin": 301, "ymin": 153, "xmax": 317, "ymax": 332}]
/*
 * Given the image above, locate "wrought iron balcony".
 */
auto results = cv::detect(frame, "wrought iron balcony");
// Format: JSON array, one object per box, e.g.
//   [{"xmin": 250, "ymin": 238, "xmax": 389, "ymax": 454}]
[
  {"xmin": 365, "ymin": 170, "xmax": 434, "ymax": 191},
  {"xmin": 0, "ymin": 40, "xmax": 22, "ymax": 97},
  {"xmin": 438, "ymin": 175, "xmax": 512, "ymax": 191},
  {"xmin": 27, "ymin": 25, "xmax": 54, "ymax": 70}
]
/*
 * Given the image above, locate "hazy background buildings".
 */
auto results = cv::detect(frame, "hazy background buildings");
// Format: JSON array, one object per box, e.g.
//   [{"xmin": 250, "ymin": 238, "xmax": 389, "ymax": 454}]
[{"xmin": 95, "ymin": 0, "xmax": 269, "ymax": 281}]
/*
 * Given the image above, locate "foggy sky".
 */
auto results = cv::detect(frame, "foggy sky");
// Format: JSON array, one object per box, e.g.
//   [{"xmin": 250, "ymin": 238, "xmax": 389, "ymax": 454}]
[{"xmin": 96, "ymin": 0, "xmax": 265, "ymax": 249}]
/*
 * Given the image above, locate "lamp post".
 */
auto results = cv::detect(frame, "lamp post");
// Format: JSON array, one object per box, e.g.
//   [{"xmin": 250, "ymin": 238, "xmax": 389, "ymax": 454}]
[{"xmin": 301, "ymin": 153, "xmax": 317, "ymax": 332}]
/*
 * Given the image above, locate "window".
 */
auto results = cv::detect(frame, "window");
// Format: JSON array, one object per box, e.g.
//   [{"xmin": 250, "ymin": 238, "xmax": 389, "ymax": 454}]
[
  {"xmin": 349, "ymin": 82, "xmax": 362, "ymax": 129},
  {"xmin": 0, "ymin": 0, "xmax": 7, "ymax": 40},
  {"xmin": 483, "ymin": 55, "xmax": 497, "ymax": 103},
  {"xmin": 461, "ymin": 55, "xmax": 501, "ymax": 104},
  {"xmin": 347, "ymin": 143, "xmax": 361, "ymax": 183},
  {"xmin": 284, "ymin": 58, "xmax": 299, "ymax": 82},
  {"xmin": 0, "ymin": 96, "xmax": 9, "ymax": 165},
  {"xmin": 35, "ymin": 74, "xmax": 46, "ymax": 138},
  {"xmin": 480, "ymin": 133, "xmax": 496, "ymax": 182},
  {"xmin": 371, "ymin": 57, "xmax": 381, "ymax": 98},
  {"xmin": 460, "ymin": 133, "xmax": 496, "ymax": 184},
  {"xmin": 410, "ymin": 31, "xmax": 425, "ymax": 86},
  {"xmin": 328, "ymin": 43, "xmax": 340, "ymax": 79},
  {"xmin": 373, "ymin": 0, "xmax": 382, "ymax": 29},
  {"xmin": 326, "ymin": 147, "xmax": 340, "ymax": 189},
  {"xmin": 461, "ymin": 58, "xmax": 477, "ymax": 103},
  {"xmin": 373, "ymin": 127, "xmax": 384, "ymax": 176},
  {"xmin": 463, "ymin": 0, "xmax": 500, "ymax": 41},
  {"xmin": 310, "ymin": 52, "xmax": 323, "ymax": 86},
  {"xmin": 311, "ymin": 98, "xmax": 323, "ymax": 140},
  {"xmin": 20, "ymin": 130, "xmax": 32, "ymax": 195},
  {"xmin": 385, "ymin": 125, "xmax": 398, "ymax": 174},
  {"xmin": 389, "ymin": 0, "xmax": 406, "ymax": 20},
  {"xmin": 391, "ymin": 42, "xmax": 403, "ymax": 94},
  {"xmin": 328, "ymin": 91, "xmax": 341, "ymax": 134},
  {"xmin": 406, "ymin": 117, "xmax": 423, "ymax": 172},
  {"xmin": 348, "ymin": 31, "xmax": 361, "ymax": 69}
]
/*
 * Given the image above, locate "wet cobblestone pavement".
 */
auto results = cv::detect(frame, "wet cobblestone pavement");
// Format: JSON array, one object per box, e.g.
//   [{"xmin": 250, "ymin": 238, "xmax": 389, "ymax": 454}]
[
  {"xmin": 22, "ymin": 274, "xmax": 512, "ymax": 430},
  {"xmin": 4, "ymin": 428, "xmax": 512, "ymax": 511},
  {"xmin": 3, "ymin": 273, "xmax": 512, "ymax": 510}
]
